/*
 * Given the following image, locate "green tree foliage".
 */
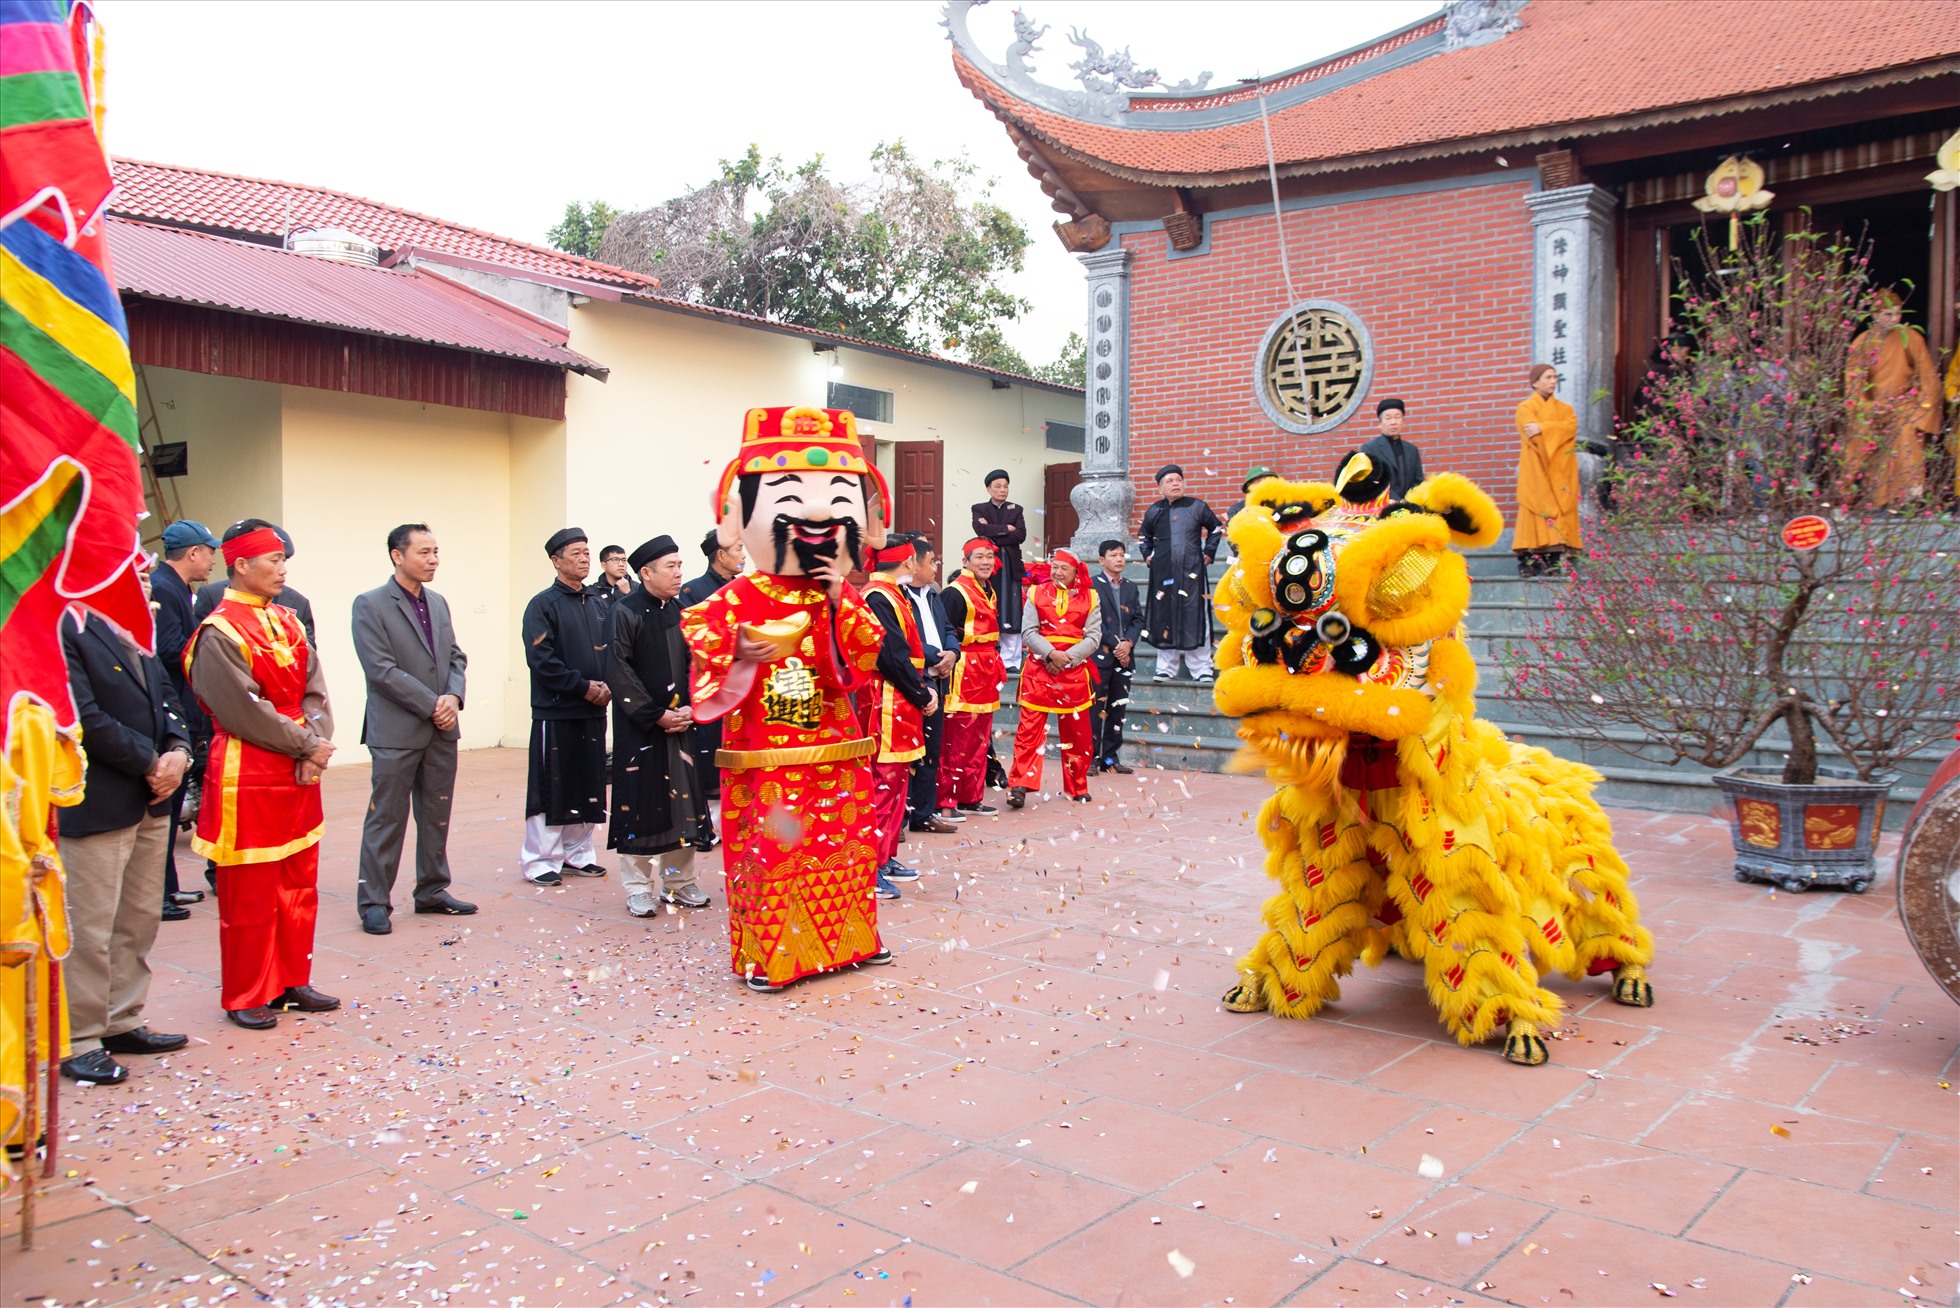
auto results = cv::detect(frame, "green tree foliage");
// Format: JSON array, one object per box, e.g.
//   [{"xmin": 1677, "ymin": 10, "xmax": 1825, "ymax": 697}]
[
  {"xmin": 597, "ymin": 143, "xmax": 1032, "ymax": 365},
  {"xmin": 546, "ymin": 201, "xmax": 619, "ymax": 260},
  {"xmin": 1031, "ymin": 330, "xmax": 1087, "ymax": 387}
]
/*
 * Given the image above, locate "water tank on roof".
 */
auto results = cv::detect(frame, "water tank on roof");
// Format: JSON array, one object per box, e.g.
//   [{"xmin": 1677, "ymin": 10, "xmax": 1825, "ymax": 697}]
[{"xmin": 285, "ymin": 226, "xmax": 380, "ymax": 266}]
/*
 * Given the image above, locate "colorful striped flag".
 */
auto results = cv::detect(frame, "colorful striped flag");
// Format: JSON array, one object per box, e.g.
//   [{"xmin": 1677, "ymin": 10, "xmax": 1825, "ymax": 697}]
[{"xmin": 2, "ymin": 0, "xmax": 149, "ymax": 745}]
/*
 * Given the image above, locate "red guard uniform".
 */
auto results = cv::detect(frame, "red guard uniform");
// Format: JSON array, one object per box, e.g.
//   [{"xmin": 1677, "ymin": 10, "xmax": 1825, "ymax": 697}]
[
  {"xmin": 682, "ymin": 574, "xmax": 887, "ymax": 985},
  {"xmin": 1010, "ymin": 563, "xmax": 1099, "ymax": 799},
  {"xmin": 938, "ymin": 568, "xmax": 1003, "ymax": 809},
  {"xmin": 860, "ymin": 571, "xmax": 927, "ymax": 865},
  {"xmin": 187, "ymin": 590, "xmax": 329, "ymax": 1011}
]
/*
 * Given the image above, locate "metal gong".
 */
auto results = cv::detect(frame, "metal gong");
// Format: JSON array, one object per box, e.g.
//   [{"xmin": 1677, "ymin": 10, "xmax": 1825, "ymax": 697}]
[{"xmin": 1896, "ymin": 741, "xmax": 1960, "ymax": 1006}]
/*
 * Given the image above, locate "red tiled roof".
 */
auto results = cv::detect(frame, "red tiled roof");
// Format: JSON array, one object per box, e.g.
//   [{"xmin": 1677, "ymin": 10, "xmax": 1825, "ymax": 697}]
[
  {"xmin": 956, "ymin": 1, "xmax": 1960, "ymax": 184},
  {"xmin": 107, "ymin": 217, "xmax": 607, "ymax": 375},
  {"xmin": 109, "ymin": 158, "xmax": 658, "ymax": 291}
]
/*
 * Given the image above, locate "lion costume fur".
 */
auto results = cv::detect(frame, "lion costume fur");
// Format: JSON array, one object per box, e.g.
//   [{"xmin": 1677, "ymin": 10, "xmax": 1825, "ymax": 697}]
[{"xmin": 1212, "ymin": 462, "xmax": 1654, "ymax": 1065}]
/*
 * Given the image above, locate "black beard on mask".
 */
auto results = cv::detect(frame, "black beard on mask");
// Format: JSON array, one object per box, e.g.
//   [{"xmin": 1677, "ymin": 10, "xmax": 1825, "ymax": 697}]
[{"xmin": 770, "ymin": 515, "xmax": 863, "ymax": 577}]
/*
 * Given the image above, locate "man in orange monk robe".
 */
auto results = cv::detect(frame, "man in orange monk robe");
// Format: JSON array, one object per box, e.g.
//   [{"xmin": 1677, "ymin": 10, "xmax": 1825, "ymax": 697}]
[
  {"xmin": 1513, "ymin": 363, "xmax": 1582, "ymax": 578},
  {"xmin": 1843, "ymin": 291, "xmax": 1943, "ymax": 507}
]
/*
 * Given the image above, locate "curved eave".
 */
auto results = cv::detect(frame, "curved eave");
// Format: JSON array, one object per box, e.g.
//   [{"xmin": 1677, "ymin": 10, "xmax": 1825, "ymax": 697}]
[{"xmin": 953, "ymin": 46, "xmax": 1960, "ymax": 194}]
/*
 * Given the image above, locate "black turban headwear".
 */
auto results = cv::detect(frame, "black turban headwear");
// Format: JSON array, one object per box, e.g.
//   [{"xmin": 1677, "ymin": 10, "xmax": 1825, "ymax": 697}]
[
  {"xmin": 983, "ymin": 469, "xmax": 1010, "ymax": 487},
  {"xmin": 628, "ymin": 535, "xmax": 679, "ymax": 572},
  {"xmin": 1155, "ymin": 464, "xmax": 1184, "ymax": 482},
  {"xmin": 545, "ymin": 527, "xmax": 587, "ymax": 556},
  {"xmin": 1376, "ymin": 397, "xmax": 1406, "ymax": 416}
]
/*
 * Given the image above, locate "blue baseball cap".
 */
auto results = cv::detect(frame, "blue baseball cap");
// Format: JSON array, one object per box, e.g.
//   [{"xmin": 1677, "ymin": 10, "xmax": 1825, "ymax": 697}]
[{"xmin": 161, "ymin": 519, "xmax": 220, "ymax": 550}]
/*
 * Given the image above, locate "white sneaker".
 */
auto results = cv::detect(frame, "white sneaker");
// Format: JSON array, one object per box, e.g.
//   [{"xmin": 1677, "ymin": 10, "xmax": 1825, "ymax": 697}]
[{"xmin": 626, "ymin": 891, "xmax": 659, "ymax": 918}]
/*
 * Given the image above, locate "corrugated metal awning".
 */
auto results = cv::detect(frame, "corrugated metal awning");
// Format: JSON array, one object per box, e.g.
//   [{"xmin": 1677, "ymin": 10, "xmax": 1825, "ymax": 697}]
[{"xmin": 107, "ymin": 217, "xmax": 608, "ymax": 378}]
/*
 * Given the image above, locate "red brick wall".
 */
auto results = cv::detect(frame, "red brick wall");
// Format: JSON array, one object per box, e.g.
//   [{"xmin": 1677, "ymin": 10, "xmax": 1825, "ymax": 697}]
[{"xmin": 1124, "ymin": 178, "xmax": 1536, "ymax": 528}]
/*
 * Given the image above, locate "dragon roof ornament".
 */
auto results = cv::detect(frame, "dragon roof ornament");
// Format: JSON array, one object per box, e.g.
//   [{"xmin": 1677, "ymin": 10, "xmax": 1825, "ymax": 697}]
[
  {"xmin": 944, "ymin": 1, "xmax": 1512, "ymax": 132},
  {"xmin": 941, "ymin": 1, "xmax": 1211, "ymax": 123}
]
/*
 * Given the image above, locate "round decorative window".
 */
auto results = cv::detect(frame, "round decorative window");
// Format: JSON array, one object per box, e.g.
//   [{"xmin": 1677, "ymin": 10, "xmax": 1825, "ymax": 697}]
[{"xmin": 1253, "ymin": 300, "xmax": 1374, "ymax": 435}]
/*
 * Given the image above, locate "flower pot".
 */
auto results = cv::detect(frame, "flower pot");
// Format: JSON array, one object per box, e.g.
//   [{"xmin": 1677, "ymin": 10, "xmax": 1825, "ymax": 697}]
[{"xmin": 1711, "ymin": 766, "xmax": 1897, "ymax": 894}]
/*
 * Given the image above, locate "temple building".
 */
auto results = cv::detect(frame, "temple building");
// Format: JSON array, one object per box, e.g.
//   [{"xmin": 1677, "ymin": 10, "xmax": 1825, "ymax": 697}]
[{"xmin": 945, "ymin": 0, "xmax": 1960, "ymax": 546}]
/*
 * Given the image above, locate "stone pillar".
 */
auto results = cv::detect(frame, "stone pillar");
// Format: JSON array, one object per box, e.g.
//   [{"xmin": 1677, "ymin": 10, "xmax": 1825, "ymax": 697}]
[
  {"xmin": 1069, "ymin": 246, "xmax": 1135, "ymax": 558},
  {"xmin": 1523, "ymin": 184, "xmax": 1617, "ymax": 443}
]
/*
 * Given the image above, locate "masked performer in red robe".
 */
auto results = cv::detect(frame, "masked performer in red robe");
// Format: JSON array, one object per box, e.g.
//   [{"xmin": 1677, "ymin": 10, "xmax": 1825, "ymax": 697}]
[
  {"xmin": 1006, "ymin": 548, "xmax": 1101, "ymax": 807},
  {"xmin": 681, "ymin": 407, "xmax": 896, "ymax": 992},
  {"xmin": 186, "ymin": 519, "xmax": 338, "ymax": 1029}
]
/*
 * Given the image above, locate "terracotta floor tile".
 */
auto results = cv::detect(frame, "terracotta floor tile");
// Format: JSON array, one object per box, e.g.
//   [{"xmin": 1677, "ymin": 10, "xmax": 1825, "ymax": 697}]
[
  {"xmin": 1868, "ymin": 1131, "xmax": 1960, "ymax": 1211},
  {"xmin": 641, "ymin": 1086, "xmax": 887, "ymax": 1179},
  {"xmin": 1351, "ymin": 1185, "xmax": 1551, "ymax": 1284},
  {"xmin": 1781, "ymin": 1270, "xmax": 1928, "ymax": 1307},
  {"xmin": 1638, "ymin": 1093, "xmax": 1898, "ymax": 1188},
  {"xmin": 1210, "ymin": 1012, "xmax": 1429, "ymax": 1081},
  {"xmin": 1048, "ymin": 1033, "xmax": 1266, "ymax": 1109},
  {"xmin": 188, "ymin": 1168, "xmax": 491, "ymax": 1284},
  {"xmin": 1156, "ymin": 1139, "xmax": 1426, "ymax": 1241},
  {"xmin": 853, "ymin": 1060, "xmax": 1080, "ymax": 1139},
  {"xmin": 1192, "ymin": 1071, "xmax": 1426, "ymax": 1154},
  {"xmin": 1088, "ymin": 983, "xmax": 1251, "ymax": 1049},
  {"xmin": 1483, "ymin": 1211, "xmax": 1796, "ymax": 1305},
  {"xmin": 1003, "ymin": 1096, "xmax": 1250, "ymax": 1192},
  {"xmin": 749, "ymin": 1031, "xmax": 954, "ymax": 1103},
  {"xmin": 1687, "ymin": 1171, "xmax": 1954, "ymax": 1290},
  {"xmin": 373, "ymin": 1229, "xmax": 640, "ymax": 1306},
  {"xmin": 901, "ymin": 1007, "xmax": 1111, "ymax": 1073},
  {"xmin": 838, "ymin": 1145, "xmax": 1131, "ymax": 1268},
  {"xmin": 132, "ymin": 1138, "xmax": 382, "ymax": 1231},
  {"xmin": 1602, "ymin": 1029, "xmax": 1834, "ymax": 1106},
  {"xmin": 1459, "ymin": 1126, "xmax": 1739, "ymax": 1235},
  {"xmin": 762, "ymin": 1123, "xmax": 962, "ymax": 1207},
  {"xmin": 1802, "ymin": 1060, "xmax": 1960, "ymax": 1135},
  {"xmin": 1364, "ymin": 1107, "xmax": 1529, "ymax": 1184},
  {"xmin": 450, "ymin": 1134, "xmax": 738, "ymax": 1250},
  {"xmin": 1012, "ymin": 1199, "xmax": 1320, "ymax": 1305},
  {"xmin": 0, "ymin": 1207, "xmax": 216, "ymax": 1307},
  {"xmin": 0, "ymin": 1171, "xmax": 120, "ymax": 1237},
  {"xmin": 797, "ymin": 1240, "xmax": 1088, "ymax": 1306},
  {"xmin": 1542, "ymin": 1074, "xmax": 1691, "ymax": 1144},
  {"xmin": 1290, "ymin": 1255, "xmax": 1508, "ymax": 1306},
  {"xmin": 1363, "ymin": 1042, "xmax": 1600, "ymax": 1119}
]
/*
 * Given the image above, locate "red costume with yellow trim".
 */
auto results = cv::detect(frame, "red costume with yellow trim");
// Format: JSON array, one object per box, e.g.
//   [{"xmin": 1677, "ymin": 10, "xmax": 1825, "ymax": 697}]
[
  {"xmin": 683, "ymin": 406, "xmax": 894, "ymax": 988},
  {"xmin": 1009, "ymin": 552, "xmax": 1100, "ymax": 799},
  {"xmin": 861, "ymin": 566, "xmax": 928, "ymax": 866},
  {"xmin": 186, "ymin": 585, "xmax": 330, "ymax": 1012},
  {"xmin": 938, "ymin": 559, "xmax": 1003, "ymax": 810}
]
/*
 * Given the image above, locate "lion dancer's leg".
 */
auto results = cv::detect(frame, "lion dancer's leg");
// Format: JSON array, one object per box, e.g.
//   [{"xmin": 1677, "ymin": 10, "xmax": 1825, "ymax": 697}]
[
  {"xmin": 1386, "ymin": 841, "xmax": 1564, "ymax": 1065},
  {"xmin": 1224, "ymin": 790, "xmax": 1374, "ymax": 1018},
  {"xmin": 1563, "ymin": 846, "xmax": 1656, "ymax": 1007}
]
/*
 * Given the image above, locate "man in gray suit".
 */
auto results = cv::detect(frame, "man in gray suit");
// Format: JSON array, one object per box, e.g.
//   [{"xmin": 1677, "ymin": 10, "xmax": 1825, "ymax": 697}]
[{"xmin": 350, "ymin": 523, "xmax": 475, "ymax": 933}]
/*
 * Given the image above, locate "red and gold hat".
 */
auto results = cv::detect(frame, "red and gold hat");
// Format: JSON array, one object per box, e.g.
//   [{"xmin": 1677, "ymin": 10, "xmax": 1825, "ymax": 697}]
[{"xmin": 712, "ymin": 405, "xmax": 892, "ymax": 526}]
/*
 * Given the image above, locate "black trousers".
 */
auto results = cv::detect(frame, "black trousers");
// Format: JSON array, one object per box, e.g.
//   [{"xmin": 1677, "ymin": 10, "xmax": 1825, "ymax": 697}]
[
  {"xmin": 907, "ymin": 682, "xmax": 947, "ymax": 825},
  {"xmin": 1090, "ymin": 658, "xmax": 1133, "ymax": 767}
]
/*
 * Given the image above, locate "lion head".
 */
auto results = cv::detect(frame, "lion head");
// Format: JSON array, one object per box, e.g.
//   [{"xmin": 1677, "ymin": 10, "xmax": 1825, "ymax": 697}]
[{"xmin": 1212, "ymin": 459, "xmax": 1504, "ymax": 756}]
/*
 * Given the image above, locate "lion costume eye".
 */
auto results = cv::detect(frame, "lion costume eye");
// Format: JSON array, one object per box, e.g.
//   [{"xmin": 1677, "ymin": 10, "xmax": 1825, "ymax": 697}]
[{"xmin": 1269, "ymin": 530, "xmax": 1333, "ymax": 616}]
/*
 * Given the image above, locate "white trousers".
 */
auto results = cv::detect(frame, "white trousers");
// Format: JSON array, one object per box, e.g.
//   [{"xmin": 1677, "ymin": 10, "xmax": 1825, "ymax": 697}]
[
  {"xmin": 999, "ymin": 632, "xmax": 1024, "ymax": 670},
  {"xmin": 620, "ymin": 848, "xmax": 700, "ymax": 897},
  {"xmin": 1154, "ymin": 645, "xmax": 1215, "ymax": 678},
  {"xmin": 519, "ymin": 814, "xmax": 596, "ymax": 881}
]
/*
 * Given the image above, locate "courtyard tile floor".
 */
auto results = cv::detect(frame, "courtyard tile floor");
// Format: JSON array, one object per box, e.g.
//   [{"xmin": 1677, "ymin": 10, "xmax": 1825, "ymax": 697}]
[{"xmin": 3, "ymin": 747, "xmax": 1954, "ymax": 1307}]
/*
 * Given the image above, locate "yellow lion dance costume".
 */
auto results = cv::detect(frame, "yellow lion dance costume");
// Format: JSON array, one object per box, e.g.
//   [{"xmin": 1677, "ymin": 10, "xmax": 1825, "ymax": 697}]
[{"xmin": 1215, "ymin": 461, "xmax": 1654, "ymax": 1065}]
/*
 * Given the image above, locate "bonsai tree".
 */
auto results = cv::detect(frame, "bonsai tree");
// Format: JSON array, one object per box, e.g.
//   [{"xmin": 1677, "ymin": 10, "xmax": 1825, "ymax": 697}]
[{"xmin": 1506, "ymin": 217, "xmax": 1957, "ymax": 787}]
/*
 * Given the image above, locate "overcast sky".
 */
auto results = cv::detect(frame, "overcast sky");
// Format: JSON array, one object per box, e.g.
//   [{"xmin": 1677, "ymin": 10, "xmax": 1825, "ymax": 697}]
[{"xmin": 98, "ymin": 0, "xmax": 1438, "ymax": 364}]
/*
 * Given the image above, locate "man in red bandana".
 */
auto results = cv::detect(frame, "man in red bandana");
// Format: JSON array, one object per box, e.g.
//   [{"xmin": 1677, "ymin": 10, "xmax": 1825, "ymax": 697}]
[
  {"xmin": 186, "ymin": 519, "xmax": 338, "ymax": 1029},
  {"xmin": 859, "ymin": 533, "xmax": 936, "ymax": 898},
  {"xmin": 1007, "ymin": 548, "xmax": 1101, "ymax": 807},
  {"xmin": 937, "ymin": 538, "xmax": 1004, "ymax": 819}
]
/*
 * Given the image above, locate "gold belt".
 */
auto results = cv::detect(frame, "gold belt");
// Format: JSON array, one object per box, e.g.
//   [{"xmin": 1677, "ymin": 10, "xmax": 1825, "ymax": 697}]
[{"xmin": 717, "ymin": 737, "xmax": 878, "ymax": 768}]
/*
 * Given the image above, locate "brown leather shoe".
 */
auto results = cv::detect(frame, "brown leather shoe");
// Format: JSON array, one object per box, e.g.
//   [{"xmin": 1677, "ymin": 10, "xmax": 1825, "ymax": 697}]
[
  {"xmin": 908, "ymin": 815, "xmax": 958, "ymax": 834},
  {"xmin": 226, "ymin": 1006, "xmax": 278, "ymax": 1030},
  {"xmin": 273, "ymin": 986, "xmax": 340, "ymax": 1012}
]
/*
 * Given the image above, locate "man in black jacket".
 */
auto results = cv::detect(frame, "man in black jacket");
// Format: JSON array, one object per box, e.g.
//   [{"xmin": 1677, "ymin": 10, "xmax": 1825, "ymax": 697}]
[
  {"xmin": 903, "ymin": 538, "xmax": 961, "ymax": 834},
  {"xmin": 1090, "ymin": 539, "xmax": 1143, "ymax": 774},
  {"xmin": 56, "ymin": 566, "xmax": 193, "ymax": 1085},
  {"xmin": 1336, "ymin": 398, "xmax": 1425, "ymax": 500},
  {"xmin": 519, "ymin": 528, "xmax": 612, "ymax": 886},
  {"xmin": 677, "ymin": 529, "xmax": 746, "ymax": 849},
  {"xmin": 607, "ymin": 536, "xmax": 710, "ymax": 917},
  {"xmin": 153, "ymin": 519, "xmax": 219, "ymax": 916}
]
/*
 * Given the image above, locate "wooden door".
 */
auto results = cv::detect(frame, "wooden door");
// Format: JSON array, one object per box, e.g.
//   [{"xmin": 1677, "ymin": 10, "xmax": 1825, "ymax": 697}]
[
  {"xmin": 1044, "ymin": 461, "xmax": 1081, "ymax": 554},
  {"xmin": 892, "ymin": 440, "xmax": 944, "ymax": 556}
]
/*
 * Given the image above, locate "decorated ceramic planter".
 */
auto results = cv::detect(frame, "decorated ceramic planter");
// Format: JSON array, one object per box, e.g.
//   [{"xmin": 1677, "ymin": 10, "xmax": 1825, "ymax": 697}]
[{"xmin": 1712, "ymin": 766, "xmax": 1897, "ymax": 893}]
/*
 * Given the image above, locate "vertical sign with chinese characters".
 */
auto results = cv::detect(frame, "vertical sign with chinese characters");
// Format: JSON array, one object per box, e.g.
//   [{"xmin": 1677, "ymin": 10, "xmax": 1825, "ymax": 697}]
[{"xmin": 1524, "ymin": 184, "xmax": 1618, "ymax": 444}]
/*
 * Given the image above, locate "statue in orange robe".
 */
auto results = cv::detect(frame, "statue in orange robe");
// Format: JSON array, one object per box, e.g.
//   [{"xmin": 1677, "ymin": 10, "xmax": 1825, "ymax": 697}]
[
  {"xmin": 682, "ymin": 406, "xmax": 895, "ymax": 992},
  {"xmin": 1843, "ymin": 293, "xmax": 1943, "ymax": 506},
  {"xmin": 1513, "ymin": 363, "xmax": 1581, "ymax": 577}
]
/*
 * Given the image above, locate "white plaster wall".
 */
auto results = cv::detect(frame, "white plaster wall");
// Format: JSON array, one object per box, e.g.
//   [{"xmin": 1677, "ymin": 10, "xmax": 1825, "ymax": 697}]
[{"xmin": 137, "ymin": 366, "xmax": 283, "ymax": 546}]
